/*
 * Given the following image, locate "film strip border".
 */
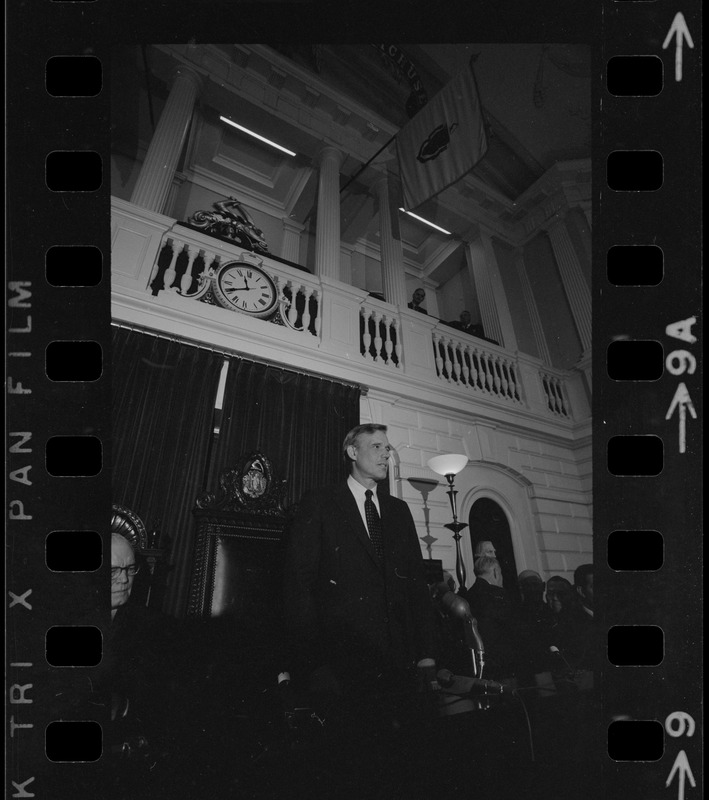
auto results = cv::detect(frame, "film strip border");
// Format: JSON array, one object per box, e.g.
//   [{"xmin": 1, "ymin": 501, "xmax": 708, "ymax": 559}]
[
  {"xmin": 6, "ymin": 0, "xmax": 111, "ymax": 794},
  {"xmin": 598, "ymin": 4, "xmax": 702, "ymax": 798},
  {"xmin": 6, "ymin": 4, "xmax": 702, "ymax": 799}
]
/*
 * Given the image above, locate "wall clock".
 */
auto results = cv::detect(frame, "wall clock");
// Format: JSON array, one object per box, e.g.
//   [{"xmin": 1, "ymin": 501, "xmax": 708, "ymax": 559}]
[{"xmin": 212, "ymin": 261, "xmax": 278, "ymax": 318}]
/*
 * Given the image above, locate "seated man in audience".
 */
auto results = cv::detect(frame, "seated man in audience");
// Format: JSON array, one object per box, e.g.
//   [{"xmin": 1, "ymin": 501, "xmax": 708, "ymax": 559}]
[
  {"xmin": 548, "ymin": 565, "xmax": 594, "ymax": 691},
  {"xmin": 462, "ymin": 557, "xmax": 519, "ymax": 683},
  {"xmin": 516, "ymin": 570, "xmax": 556, "ymax": 682},
  {"xmin": 518, "ymin": 569, "xmax": 546, "ymax": 608},
  {"xmin": 103, "ymin": 534, "xmax": 184, "ymax": 780},
  {"xmin": 545, "ymin": 575, "xmax": 574, "ymax": 616},
  {"xmin": 473, "ymin": 539, "xmax": 497, "ymax": 562},
  {"xmin": 558, "ymin": 565, "xmax": 594, "ymax": 664},
  {"xmin": 574, "ymin": 563, "xmax": 593, "ymax": 620},
  {"xmin": 448, "ymin": 310, "xmax": 485, "ymax": 338}
]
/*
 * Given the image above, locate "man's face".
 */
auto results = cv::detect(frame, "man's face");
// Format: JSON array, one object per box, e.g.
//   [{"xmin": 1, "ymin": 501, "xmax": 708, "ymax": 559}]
[
  {"xmin": 111, "ymin": 535, "xmax": 136, "ymax": 611},
  {"xmin": 413, "ymin": 288, "xmax": 425, "ymax": 305},
  {"xmin": 578, "ymin": 573, "xmax": 594, "ymax": 609},
  {"xmin": 349, "ymin": 430, "xmax": 391, "ymax": 487},
  {"xmin": 477, "ymin": 541, "xmax": 496, "ymax": 559},
  {"xmin": 460, "ymin": 311, "xmax": 471, "ymax": 325},
  {"xmin": 546, "ymin": 581, "xmax": 571, "ymax": 614},
  {"xmin": 520, "ymin": 577, "xmax": 544, "ymax": 603}
]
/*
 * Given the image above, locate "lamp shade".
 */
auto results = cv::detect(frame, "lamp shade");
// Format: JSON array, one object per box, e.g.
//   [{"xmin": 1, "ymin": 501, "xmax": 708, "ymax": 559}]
[{"xmin": 427, "ymin": 454, "xmax": 468, "ymax": 476}]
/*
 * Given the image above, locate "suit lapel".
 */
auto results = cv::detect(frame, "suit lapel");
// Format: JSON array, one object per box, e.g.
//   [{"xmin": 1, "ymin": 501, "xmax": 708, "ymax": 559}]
[
  {"xmin": 334, "ymin": 483, "xmax": 382, "ymax": 567},
  {"xmin": 378, "ymin": 495, "xmax": 399, "ymax": 559}
]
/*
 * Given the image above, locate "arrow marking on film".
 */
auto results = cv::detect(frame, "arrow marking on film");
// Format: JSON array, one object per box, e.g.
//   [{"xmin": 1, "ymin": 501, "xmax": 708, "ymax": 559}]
[
  {"xmin": 665, "ymin": 382, "xmax": 697, "ymax": 454},
  {"xmin": 665, "ymin": 750, "xmax": 696, "ymax": 800},
  {"xmin": 662, "ymin": 12, "xmax": 695, "ymax": 82}
]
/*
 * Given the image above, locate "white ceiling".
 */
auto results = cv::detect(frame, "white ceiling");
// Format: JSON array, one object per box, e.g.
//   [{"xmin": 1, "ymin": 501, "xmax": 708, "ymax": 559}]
[{"xmin": 114, "ymin": 43, "xmax": 591, "ymax": 283}]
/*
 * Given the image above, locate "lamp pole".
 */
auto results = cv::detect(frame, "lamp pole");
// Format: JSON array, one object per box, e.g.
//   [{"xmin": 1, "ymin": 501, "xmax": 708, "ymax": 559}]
[{"xmin": 443, "ymin": 473, "xmax": 468, "ymax": 591}]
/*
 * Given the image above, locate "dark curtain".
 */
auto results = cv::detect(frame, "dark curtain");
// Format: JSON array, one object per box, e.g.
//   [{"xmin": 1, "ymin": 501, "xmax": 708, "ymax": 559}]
[
  {"xmin": 112, "ymin": 327, "xmax": 225, "ymax": 617},
  {"xmin": 209, "ymin": 358, "xmax": 361, "ymax": 507}
]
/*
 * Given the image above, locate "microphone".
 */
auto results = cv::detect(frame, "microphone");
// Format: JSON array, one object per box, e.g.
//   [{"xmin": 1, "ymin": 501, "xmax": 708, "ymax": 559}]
[
  {"xmin": 277, "ymin": 672, "xmax": 297, "ymax": 726},
  {"xmin": 468, "ymin": 678, "xmax": 507, "ymax": 695},
  {"xmin": 468, "ymin": 617, "xmax": 485, "ymax": 657},
  {"xmin": 438, "ymin": 590, "xmax": 471, "ymax": 620},
  {"xmin": 549, "ymin": 645, "xmax": 575, "ymax": 676},
  {"xmin": 437, "ymin": 591, "xmax": 486, "ymax": 678},
  {"xmin": 435, "ymin": 670, "xmax": 507, "ymax": 696}
]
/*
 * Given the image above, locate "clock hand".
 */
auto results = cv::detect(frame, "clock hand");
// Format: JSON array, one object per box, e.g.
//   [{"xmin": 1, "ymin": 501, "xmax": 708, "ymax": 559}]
[{"xmin": 224, "ymin": 285, "xmax": 251, "ymax": 293}]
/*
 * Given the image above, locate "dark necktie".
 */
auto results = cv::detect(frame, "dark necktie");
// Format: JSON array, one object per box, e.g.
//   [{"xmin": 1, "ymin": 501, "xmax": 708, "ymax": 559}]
[{"xmin": 364, "ymin": 489, "xmax": 383, "ymax": 559}]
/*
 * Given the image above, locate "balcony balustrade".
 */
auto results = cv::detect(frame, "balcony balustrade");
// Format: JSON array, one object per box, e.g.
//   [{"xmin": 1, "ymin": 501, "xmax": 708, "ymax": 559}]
[{"xmin": 112, "ymin": 197, "xmax": 588, "ymax": 427}]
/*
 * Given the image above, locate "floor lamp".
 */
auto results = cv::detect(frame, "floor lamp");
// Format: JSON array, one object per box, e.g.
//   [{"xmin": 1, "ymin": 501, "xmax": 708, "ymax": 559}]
[{"xmin": 427, "ymin": 454, "xmax": 469, "ymax": 591}]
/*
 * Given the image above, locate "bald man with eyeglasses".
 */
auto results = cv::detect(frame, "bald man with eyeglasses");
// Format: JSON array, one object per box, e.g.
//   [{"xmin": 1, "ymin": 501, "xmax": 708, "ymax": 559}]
[
  {"xmin": 111, "ymin": 533, "xmax": 140, "ymax": 620},
  {"xmin": 105, "ymin": 532, "xmax": 185, "ymax": 789}
]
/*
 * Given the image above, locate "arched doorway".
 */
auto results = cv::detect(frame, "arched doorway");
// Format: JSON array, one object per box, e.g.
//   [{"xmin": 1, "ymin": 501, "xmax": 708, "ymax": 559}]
[{"xmin": 468, "ymin": 497, "xmax": 519, "ymax": 600}]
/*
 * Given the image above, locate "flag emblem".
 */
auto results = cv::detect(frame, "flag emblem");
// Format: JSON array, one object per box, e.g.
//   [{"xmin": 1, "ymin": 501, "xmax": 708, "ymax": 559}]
[
  {"xmin": 397, "ymin": 59, "xmax": 487, "ymax": 210},
  {"xmin": 417, "ymin": 122, "xmax": 459, "ymax": 163}
]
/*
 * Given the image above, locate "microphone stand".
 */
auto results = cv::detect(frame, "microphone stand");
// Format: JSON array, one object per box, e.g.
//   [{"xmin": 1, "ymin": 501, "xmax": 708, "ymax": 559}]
[
  {"xmin": 463, "ymin": 617, "xmax": 485, "ymax": 679},
  {"xmin": 442, "ymin": 472, "xmax": 468, "ymax": 592}
]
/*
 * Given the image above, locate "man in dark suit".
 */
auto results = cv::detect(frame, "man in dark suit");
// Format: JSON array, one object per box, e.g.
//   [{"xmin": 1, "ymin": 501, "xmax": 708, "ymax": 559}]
[
  {"xmin": 448, "ymin": 309, "xmax": 485, "ymax": 338},
  {"xmin": 282, "ymin": 424, "xmax": 439, "ymax": 796},
  {"xmin": 555, "ymin": 563, "xmax": 594, "ymax": 682},
  {"xmin": 462, "ymin": 556, "xmax": 520, "ymax": 684},
  {"xmin": 283, "ymin": 423, "xmax": 437, "ymax": 697}
]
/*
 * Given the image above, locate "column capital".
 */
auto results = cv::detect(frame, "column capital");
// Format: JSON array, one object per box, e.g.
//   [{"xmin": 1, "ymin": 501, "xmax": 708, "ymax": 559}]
[
  {"xmin": 317, "ymin": 144, "xmax": 343, "ymax": 167},
  {"xmin": 282, "ymin": 216, "xmax": 304, "ymax": 234},
  {"xmin": 171, "ymin": 63, "xmax": 205, "ymax": 94},
  {"xmin": 477, "ymin": 224, "xmax": 497, "ymax": 242},
  {"xmin": 372, "ymin": 173, "xmax": 388, "ymax": 194},
  {"xmin": 540, "ymin": 211, "xmax": 568, "ymax": 237}
]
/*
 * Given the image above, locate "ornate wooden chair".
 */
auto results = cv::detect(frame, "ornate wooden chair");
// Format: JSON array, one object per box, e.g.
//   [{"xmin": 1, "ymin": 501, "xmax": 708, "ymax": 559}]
[{"xmin": 187, "ymin": 453, "xmax": 291, "ymax": 681}]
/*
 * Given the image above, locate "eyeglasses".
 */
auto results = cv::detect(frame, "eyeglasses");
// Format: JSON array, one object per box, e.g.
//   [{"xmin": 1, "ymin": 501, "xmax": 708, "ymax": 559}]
[{"xmin": 111, "ymin": 565, "xmax": 140, "ymax": 579}]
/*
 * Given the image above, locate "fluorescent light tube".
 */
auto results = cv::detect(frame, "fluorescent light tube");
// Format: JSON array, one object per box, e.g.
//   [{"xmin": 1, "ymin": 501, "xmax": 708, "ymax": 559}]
[
  {"xmin": 398, "ymin": 208, "xmax": 452, "ymax": 235},
  {"xmin": 219, "ymin": 116, "xmax": 296, "ymax": 157}
]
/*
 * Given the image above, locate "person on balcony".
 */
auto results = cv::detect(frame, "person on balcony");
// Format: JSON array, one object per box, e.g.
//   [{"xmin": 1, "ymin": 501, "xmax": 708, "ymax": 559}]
[
  {"xmin": 448, "ymin": 309, "xmax": 485, "ymax": 338},
  {"xmin": 407, "ymin": 287, "xmax": 428, "ymax": 314}
]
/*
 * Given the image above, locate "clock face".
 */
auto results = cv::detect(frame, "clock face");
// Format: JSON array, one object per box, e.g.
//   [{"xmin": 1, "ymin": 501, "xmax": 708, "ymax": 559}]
[{"xmin": 213, "ymin": 263, "xmax": 278, "ymax": 318}]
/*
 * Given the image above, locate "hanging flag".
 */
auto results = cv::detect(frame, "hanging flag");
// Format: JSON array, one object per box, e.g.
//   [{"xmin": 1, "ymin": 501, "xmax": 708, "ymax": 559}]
[{"xmin": 396, "ymin": 58, "xmax": 488, "ymax": 211}]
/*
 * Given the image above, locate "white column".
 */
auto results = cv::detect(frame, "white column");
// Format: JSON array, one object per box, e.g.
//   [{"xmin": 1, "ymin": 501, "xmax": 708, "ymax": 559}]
[
  {"xmin": 314, "ymin": 145, "xmax": 342, "ymax": 280},
  {"xmin": 281, "ymin": 217, "xmax": 303, "ymax": 264},
  {"xmin": 465, "ymin": 232, "xmax": 517, "ymax": 349},
  {"xmin": 546, "ymin": 217, "xmax": 592, "ymax": 353},
  {"xmin": 339, "ymin": 243, "xmax": 354, "ymax": 284},
  {"xmin": 350, "ymin": 247, "xmax": 366, "ymax": 290},
  {"xmin": 515, "ymin": 252, "xmax": 551, "ymax": 364},
  {"xmin": 165, "ymin": 172, "xmax": 187, "ymax": 217},
  {"xmin": 130, "ymin": 66, "xmax": 203, "ymax": 214},
  {"xmin": 374, "ymin": 175, "xmax": 407, "ymax": 307},
  {"xmin": 580, "ymin": 201, "xmax": 592, "ymax": 232}
]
